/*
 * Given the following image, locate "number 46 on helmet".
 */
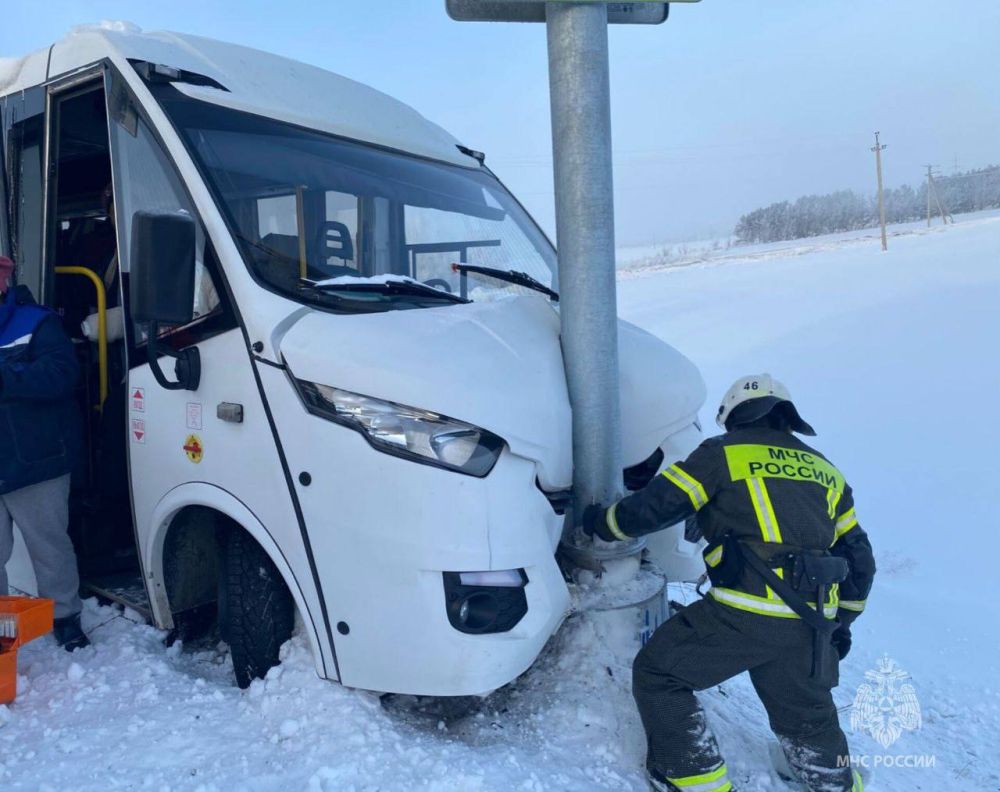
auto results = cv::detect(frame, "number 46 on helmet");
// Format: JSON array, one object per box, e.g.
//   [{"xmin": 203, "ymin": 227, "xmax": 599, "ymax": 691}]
[{"xmin": 716, "ymin": 373, "xmax": 817, "ymax": 436}]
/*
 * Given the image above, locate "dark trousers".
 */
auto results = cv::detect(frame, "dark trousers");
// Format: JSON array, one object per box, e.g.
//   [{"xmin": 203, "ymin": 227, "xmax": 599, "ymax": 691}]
[{"xmin": 633, "ymin": 597, "xmax": 855, "ymax": 792}]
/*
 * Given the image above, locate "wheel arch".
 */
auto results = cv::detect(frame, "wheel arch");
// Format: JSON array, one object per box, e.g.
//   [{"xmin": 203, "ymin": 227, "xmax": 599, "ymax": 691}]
[{"xmin": 144, "ymin": 482, "xmax": 329, "ymax": 678}]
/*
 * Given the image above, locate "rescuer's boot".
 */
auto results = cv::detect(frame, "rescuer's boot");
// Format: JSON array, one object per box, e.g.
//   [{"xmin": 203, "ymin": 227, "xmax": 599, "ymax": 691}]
[
  {"xmin": 768, "ymin": 742, "xmax": 864, "ymax": 791},
  {"xmin": 649, "ymin": 773, "xmax": 737, "ymax": 792},
  {"xmin": 53, "ymin": 614, "xmax": 90, "ymax": 652}
]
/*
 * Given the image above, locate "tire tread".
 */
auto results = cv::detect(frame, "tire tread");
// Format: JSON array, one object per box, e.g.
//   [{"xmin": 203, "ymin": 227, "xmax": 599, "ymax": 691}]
[{"xmin": 219, "ymin": 529, "xmax": 294, "ymax": 689}]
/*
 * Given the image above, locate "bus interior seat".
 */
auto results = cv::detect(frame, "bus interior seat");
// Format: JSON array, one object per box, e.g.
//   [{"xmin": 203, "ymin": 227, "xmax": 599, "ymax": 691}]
[
  {"xmin": 256, "ymin": 229, "xmax": 358, "ymax": 285},
  {"xmin": 255, "ymin": 233, "xmax": 305, "ymax": 292},
  {"xmin": 316, "ymin": 220, "xmax": 354, "ymax": 262},
  {"xmin": 313, "ymin": 220, "xmax": 357, "ymax": 280}
]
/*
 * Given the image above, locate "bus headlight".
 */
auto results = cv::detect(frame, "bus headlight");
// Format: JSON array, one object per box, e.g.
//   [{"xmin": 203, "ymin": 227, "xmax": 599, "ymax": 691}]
[{"xmin": 294, "ymin": 380, "xmax": 505, "ymax": 477}]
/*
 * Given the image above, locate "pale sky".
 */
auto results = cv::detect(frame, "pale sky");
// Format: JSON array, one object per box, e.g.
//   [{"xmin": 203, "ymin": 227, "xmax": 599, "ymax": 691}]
[{"xmin": 2, "ymin": 1, "xmax": 998, "ymax": 245}]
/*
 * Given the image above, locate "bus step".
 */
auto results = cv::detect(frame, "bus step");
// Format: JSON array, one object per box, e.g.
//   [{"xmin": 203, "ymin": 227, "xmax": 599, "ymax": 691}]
[{"xmin": 83, "ymin": 573, "xmax": 152, "ymax": 622}]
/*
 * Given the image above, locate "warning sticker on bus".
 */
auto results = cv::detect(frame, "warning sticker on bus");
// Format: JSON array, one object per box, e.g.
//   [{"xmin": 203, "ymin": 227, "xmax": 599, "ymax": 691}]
[{"xmin": 183, "ymin": 434, "xmax": 204, "ymax": 464}]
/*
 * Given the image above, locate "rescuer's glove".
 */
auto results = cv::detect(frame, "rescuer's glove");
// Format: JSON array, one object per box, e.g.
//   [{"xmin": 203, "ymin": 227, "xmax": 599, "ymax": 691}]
[
  {"xmin": 582, "ymin": 503, "xmax": 619, "ymax": 542},
  {"xmin": 831, "ymin": 623, "xmax": 852, "ymax": 660}
]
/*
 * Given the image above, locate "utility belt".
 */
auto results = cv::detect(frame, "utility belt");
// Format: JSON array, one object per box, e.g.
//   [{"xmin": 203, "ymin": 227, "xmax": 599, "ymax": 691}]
[{"xmin": 702, "ymin": 536, "xmax": 849, "ymax": 678}]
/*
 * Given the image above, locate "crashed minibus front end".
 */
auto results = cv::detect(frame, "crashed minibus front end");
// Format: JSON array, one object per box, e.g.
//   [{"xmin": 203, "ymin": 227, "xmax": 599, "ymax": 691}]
[{"xmin": 1, "ymin": 24, "xmax": 705, "ymax": 696}]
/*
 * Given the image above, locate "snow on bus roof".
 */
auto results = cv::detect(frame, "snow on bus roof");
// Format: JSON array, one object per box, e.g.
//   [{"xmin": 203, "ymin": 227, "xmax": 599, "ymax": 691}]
[{"xmin": 0, "ymin": 21, "xmax": 475, "ymax": 168}]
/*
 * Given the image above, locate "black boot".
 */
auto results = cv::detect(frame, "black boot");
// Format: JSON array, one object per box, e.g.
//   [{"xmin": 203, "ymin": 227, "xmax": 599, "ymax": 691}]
[{"xmin": 53, "ymin": 614, "xmax": 91, "ymax": 652}]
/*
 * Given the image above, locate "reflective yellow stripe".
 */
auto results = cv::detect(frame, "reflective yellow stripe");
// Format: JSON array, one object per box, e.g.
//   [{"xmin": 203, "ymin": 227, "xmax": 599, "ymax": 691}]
[
  {"xmin": 834, "ymin": 508, "xmax": 859, "ymax": 540},
  {"xmin": 826, "ymin": 487, "xmax": 842, "ymax": 520},
  {"xmin": 704, "ymin": 545, "xmax": 724, "ymax": 568},
  {"xmin": 840, "ymin": 599, "xmax": 866, "ymax": 613},
  {"xmin": 667, "ymin": 762, "xmax": 732, "ymax": 792},
  {"xmin": 669, "ymin": 764, "xmax": 727, "ymax": 785},
  {"xmin": 662, "ymin": 464, "xmax": 709, "ymax": 511},
  {"xmin": 710, "ymin": 586, "xmax": 839, "ymax": 619},
  {"xmin": 745, "ymin": 477, "xmax": 782, "ymax": 543},
  {"xmin": 852, "ymin": 769, "xmax": 864, "ymax": 791},
  {"xmin": 604, "ymin": 503, "xmax": 630, "ymax": 541},
  {"xmin": 724, "ymin": 443, "xmax": 845, "ymax": 492}
]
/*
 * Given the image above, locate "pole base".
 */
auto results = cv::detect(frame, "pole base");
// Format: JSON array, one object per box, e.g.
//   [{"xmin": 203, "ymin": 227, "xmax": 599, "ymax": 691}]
[
  {"xmin": 557, "ymin": 533, "xmax": 647, "ymax": 573},
  {"xmin": 571, "ymin": 566, "xmax": 666, "ymax": 613}
]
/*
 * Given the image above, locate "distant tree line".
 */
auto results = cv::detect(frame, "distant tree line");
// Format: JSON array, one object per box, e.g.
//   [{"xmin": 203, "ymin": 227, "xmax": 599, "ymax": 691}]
[{"xmin": 733, "ymin": 165, "xmax": 1000, "ymax": 245}]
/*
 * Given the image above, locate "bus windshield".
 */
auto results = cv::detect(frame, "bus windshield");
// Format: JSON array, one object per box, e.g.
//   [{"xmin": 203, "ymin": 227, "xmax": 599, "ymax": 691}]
[{"xmin": 160, "ymin": 96, "xmax": 557, "ymax": 312}]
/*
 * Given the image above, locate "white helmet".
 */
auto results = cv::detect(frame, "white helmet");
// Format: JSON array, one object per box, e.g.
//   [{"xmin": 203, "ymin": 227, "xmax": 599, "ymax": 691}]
[{"xmin": 715, "ymin": 373, "xmax": 816, "ymax": 435}]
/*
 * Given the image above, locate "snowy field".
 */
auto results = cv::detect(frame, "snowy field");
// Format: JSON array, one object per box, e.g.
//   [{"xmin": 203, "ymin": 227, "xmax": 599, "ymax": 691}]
[
  {"xmin": 3, "ymin": 211, "xmax": 999, "ymax": 791},
  {"xmin": 616, "ymin": 208, "xmax": 1000, "ymax": 276}
]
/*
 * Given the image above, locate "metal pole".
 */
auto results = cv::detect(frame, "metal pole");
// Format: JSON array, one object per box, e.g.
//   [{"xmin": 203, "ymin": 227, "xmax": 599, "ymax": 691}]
[
  {"xmin": 871, "ymin": 132, "xmax": 888, "ymax": 251},
  {"xmin": 546, "ymin": 3, "xmax": 628, "ymax": 554}
]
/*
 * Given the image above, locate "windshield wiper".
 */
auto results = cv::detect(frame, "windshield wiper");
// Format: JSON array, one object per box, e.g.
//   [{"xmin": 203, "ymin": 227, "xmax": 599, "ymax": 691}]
[
  {"xmin": 451, "ymin": 263, "xmax": 559, "ymax": 301},
  {"xmin": 311, "ymin": 279, "xmax": 469, "ymax": 304}
]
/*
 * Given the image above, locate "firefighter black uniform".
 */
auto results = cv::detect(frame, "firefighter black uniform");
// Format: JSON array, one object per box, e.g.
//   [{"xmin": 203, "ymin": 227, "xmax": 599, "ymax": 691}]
[{"xmin": 589, "ymin": 416, "xmax": 874, "ymax": 791}]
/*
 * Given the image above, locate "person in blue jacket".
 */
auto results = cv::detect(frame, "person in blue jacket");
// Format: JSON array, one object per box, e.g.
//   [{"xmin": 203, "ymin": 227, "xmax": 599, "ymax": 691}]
[{"xmin": 0, "ymin": 255, "xmax": 89, "ymax": 651}]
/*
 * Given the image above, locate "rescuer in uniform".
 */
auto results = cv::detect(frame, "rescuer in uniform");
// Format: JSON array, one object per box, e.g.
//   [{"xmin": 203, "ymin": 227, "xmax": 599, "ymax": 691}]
[{"xmin": 584, "ymin": 375, "xmax": 874, "ymax": 792}]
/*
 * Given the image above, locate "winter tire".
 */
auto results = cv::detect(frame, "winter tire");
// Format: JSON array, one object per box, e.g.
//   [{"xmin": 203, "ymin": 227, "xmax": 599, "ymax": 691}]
[{"xmin": 218, "ymin": 528, "xmax": 295, "ymax": 689}]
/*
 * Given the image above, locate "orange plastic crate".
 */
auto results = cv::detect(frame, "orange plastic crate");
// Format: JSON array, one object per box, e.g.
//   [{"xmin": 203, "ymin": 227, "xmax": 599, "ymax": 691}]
[
  {"xmin": 0, "ymin": 596, "xmax": 55, "ymax": 706},
  {"xmin": 0, "ymin": 596, "xmax": 55, "ymax": 648},
  {"xmin": 0, "ymin": 649, "xmax": 16, "ymax": 705}
]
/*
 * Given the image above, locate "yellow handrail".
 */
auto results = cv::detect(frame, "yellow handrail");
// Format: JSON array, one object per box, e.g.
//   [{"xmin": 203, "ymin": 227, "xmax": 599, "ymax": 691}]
[{"xmin": 54, "ymin": 266, "xmax": 107, "ymax": 411}]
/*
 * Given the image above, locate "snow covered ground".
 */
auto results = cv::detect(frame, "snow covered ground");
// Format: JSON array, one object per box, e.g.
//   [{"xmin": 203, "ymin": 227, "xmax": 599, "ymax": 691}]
[
  {"xmin": 618, "ymin": 208, "xmax": 1000, "ymax": 790},
  {"xmin": 3, "ymin": 211, "xmax": 999, "ymax": 790},
  {"xmin": 616, "ymin": 208, "xmax": 1000, "ymax": 277}
]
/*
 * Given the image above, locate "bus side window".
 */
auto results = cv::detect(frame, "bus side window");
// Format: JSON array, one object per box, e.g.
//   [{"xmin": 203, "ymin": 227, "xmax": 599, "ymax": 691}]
[
  {"xmin": 108, "ymin": 89, "xmax": 229, "ymax": 347},
  {"xmin": 3, "ymin": 91, "xmax": 46, "ymax": 300}
]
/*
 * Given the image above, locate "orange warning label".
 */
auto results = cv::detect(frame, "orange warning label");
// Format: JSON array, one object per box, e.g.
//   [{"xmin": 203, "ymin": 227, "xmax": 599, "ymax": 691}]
[{"xmin": 183, "ymin": 434, "xmax": 204, "ymax": 464}]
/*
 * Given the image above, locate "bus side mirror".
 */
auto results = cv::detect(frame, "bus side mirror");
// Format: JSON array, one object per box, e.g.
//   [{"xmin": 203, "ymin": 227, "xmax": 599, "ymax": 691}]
[
  {"xmin": 131, "ymin": 211, "xmax": 197, "ymax": 324},
  {"xmin": 130, "ymin": 211, "xmax": 201, "ymax": 392}
]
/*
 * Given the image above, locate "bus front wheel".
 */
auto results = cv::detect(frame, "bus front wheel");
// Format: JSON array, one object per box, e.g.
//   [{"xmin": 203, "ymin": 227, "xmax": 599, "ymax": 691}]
[{"xmin": 217, "ymin": 527, "xmax": 295, "ymax": 688}]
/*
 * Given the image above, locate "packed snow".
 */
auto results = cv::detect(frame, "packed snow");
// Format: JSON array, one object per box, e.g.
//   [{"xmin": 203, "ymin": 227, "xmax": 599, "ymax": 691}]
[
  {"xmin": 313, "ymin": 274, "xmax": 422, "ymax": 287},
  {"xmin": 3, "ymin": 212, "xmax": 999, "ymax": 790}
]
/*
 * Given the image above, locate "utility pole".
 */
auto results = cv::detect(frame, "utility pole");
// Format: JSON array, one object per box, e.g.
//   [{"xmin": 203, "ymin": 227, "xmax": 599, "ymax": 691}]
[
  {"xmin": 871, "ymin": 132, "xmax": 888, "ymax": 251},
  {"xmin": 926, "ymin": 165, "xmax": 933, "ymax": 227},
  {"xmin": 925, "ymin": 165, "xmax": 952, "ymax": 226}
]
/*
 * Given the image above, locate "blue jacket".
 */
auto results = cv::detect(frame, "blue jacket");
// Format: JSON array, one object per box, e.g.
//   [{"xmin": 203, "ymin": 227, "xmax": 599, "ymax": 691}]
[{"xmin": 0, "ymin": 288, "xmax": 81, "ymax": 495}]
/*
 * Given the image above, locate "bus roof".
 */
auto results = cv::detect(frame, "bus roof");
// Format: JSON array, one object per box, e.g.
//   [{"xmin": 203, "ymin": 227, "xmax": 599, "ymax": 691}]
[{"xmin": 0, "ymin": 21, "xmax": 475, "ymax": 168}]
